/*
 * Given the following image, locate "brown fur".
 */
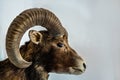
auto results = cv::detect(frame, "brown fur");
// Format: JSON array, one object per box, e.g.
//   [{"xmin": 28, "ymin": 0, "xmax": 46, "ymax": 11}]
[{"xmin": 0, "ymin": 31, "xmax": 84, "ymax": 80}]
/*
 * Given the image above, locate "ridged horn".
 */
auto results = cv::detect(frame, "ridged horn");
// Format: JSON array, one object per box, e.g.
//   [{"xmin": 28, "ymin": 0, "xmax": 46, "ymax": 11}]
[{"xmin": 6, "ymin": 8, "xmax": 68, "ymax": 68}]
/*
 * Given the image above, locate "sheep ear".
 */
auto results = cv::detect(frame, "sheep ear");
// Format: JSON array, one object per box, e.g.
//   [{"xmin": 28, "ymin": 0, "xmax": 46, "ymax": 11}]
[{"xmin": 29, "ymin": 30, "xmax": 42, "ymax": 44}]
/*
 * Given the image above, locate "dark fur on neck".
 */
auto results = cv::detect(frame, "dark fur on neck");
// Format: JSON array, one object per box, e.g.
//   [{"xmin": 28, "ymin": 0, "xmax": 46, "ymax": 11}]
[{"xmin": 0, "ymin": 31, "xmax": 50, "ymax": 80}]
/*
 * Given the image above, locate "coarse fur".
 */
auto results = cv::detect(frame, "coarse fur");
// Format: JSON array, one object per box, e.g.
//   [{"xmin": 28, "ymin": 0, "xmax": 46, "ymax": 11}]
[
  {"xmin": 0, "ymin": 8, "xmax": 86, "ymax": 80},
  {"xmin": 0, "ymin": 31, "xmax": 85, "ymax": 80}
]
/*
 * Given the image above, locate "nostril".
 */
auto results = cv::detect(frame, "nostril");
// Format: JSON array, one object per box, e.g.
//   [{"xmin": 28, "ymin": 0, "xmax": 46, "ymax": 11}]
[{"xmin": 83, "ymin": 63, "xmax": 86, "ymax": 69}]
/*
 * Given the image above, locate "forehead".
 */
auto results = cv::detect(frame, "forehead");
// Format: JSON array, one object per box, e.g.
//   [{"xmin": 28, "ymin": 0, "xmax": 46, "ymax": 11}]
[
  {"xmin": 51, "ymin": 35, "xmax": 68, "ymax": 43},
  {"xmin": 39, "ymin": 31, "xmax": 68, "ymax": 43}
]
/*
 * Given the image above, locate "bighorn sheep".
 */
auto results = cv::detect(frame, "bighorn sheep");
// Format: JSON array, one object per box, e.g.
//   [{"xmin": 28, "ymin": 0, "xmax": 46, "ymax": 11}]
[{"xmin": 0, "ymin": 8, "xmax": 86, "ymax": 80}]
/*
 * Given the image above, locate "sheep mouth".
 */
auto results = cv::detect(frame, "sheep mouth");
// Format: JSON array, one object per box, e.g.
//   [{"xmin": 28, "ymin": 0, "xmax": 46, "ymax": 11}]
[
  {"xmin": 69, "ymin": 67, "xmax": 85, "ymax": 75},
  {"xmin": 72, "ymin": 67, "xmax": 83, "ymax": 72}
]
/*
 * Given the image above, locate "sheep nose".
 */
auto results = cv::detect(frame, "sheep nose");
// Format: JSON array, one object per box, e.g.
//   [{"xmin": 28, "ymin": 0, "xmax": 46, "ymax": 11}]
[
  {"xmin": 83, "ymin": 63, "xmax": 86, "ymax": 69},
  {"xmin": 75, "ymin": 59, "xmax": 86, "ymax": 73}
]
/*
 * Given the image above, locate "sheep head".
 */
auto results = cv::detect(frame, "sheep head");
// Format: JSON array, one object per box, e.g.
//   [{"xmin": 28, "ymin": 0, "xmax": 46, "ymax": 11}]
[{"xmin": 6, "ymin": 8, "xmax": 86, "ymax": 75}]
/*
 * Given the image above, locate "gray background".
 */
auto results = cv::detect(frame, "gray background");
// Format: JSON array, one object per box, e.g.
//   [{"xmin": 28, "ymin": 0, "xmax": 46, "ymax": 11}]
[{"xmin": 0, "ymin": 0, "xmax": 120, "ymax": 80}]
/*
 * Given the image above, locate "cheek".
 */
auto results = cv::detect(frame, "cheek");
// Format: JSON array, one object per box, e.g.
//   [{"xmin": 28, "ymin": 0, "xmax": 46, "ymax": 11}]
[
  {"xmin": 53, "ymin": 53, "xmax": 75, "ymax": 67},
  {"xmin": 52, "ymin": 63, "xmax": 69, "ymax": 73}
]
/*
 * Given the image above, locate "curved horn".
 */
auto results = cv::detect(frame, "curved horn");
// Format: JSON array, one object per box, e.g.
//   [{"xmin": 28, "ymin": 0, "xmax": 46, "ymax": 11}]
[{"xmin": 6, "ymin": 8, "xmax": 68, "ymax": 68}]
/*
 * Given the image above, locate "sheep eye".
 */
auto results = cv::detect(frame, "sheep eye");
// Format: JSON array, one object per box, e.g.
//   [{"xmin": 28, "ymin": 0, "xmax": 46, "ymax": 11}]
[{"xmin": 57, "ymin": 43, "xmax": 64, "ymax": 48}]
